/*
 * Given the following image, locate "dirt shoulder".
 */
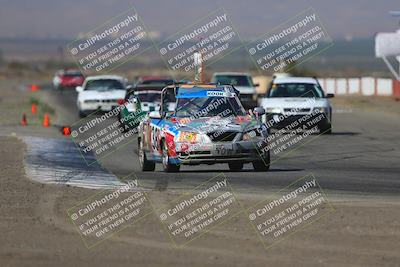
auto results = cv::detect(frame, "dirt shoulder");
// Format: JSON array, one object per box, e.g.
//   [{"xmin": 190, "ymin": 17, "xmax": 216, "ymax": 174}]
[
  {"xmin": 1, "ymin": 135, "xmax": 399, "ymax": 267},
  {"xmin": 332, "ymin": 95, "xmax": 400, "ymax": 116}
]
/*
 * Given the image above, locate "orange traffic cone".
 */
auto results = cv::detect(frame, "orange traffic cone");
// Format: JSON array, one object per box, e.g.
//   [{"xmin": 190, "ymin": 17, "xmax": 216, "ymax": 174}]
[
  {"xmin": 42, "ymin": 113, "xmax": 50, "ymax": 127},
  {"xmin": 30, "ymin": 84, "xmax": 39, "ymax": 91},
  {"xmin": 62, "ymin": 127, "xmax": 71, "ymax": 136},
  {"xmin": 21, "ymin": 113, "xmax": 27, "ymax": 126},
  {"xmin": 31, "ymin": 103, "xmax": 37, "ymax": 114}
]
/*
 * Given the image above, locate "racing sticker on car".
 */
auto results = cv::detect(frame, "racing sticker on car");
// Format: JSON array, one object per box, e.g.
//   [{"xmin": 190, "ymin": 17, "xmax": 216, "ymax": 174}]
[{"xmin": 212, "ymin": 143, "xmax": 234, "ymax": 156}]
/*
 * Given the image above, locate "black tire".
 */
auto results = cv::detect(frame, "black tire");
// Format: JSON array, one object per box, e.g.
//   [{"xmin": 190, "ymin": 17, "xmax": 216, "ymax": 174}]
[
  {"xmin": 79, "ymin": 110, "xmax": 87, "ymax": 118},
  {"xmin": 228, "ymin": 162, "xmax": 244, "ymax": 171},
  {"xmin": 118, "ymin": 113, "xmax": 129, "ymax": 133},
  {"xmin": 320, "ymin": 124, "xmax": 332, "ymax": 134},
  {"xmin": 138, "ymin": 138, "xmax": 155, "ymax": 171},
  {"xmin": 162, "ymin": 141, "xmax": 180, "ymax": 173},
  {"xmin": 252, "ymin": 151, "xmax": 270, "ymax": 171}
]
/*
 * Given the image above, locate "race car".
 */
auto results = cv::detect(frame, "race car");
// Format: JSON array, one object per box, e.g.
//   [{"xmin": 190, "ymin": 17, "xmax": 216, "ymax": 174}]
[
  {"xmin": 137, "ymin": 83, "xmax": 270, "ymax": 172},
  {"xmin": 76, "ymin": 75, "xmax": 128, "ymax": 117},
  {"xmin": 258, "ymin": 77, "xmax": 334, "ymax": 134},
  {"xmin": 53, "ymin": 69, "xmax": 84, "ymax": 90},
  {"xmin": 118, "ymin": 85, "xmax": 176, "ymax": 130}
]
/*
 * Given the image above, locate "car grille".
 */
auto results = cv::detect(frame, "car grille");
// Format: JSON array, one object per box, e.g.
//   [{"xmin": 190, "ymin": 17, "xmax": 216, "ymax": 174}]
[
  {"xmin": 207, "ymin": 131, "xmax": 238, "ymax": 142},
  {"xmin": 84, "ymin": 99, "xmax": 119, "ymax": 103},
  {"xmin": 283, "ymin": 108, "xmax": 311, "ymax": 113}
]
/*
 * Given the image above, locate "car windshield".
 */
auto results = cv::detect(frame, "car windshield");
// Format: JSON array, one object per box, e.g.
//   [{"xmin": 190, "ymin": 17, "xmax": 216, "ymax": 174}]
[
  {"xmin": 175, "ymin": 96, "xmax": 246, "ymax": 118},
  {"xmin": 214, "ymin": 75, "xmax": 252, "ymax": 87},
  {"xmin": 64, "ymin": 72, "xmax": 82, "ymax": 77},
  {"xmin": 135, "ymin": 92, "xmax": 161, "ymax": 103},
  {"xmin": 268, "ymin": 83, "xmax": 325, "ymax": 98},
  {"xmin": 85, "ymin": 79, "xmax": 125, "ymax": 91},
  {"xmin": 140, "ymin": 79, "xmax": 174, "ymax": 86}
]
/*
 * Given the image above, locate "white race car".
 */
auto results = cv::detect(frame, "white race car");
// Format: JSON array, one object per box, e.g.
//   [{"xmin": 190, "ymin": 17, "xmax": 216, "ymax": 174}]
[
  {"xmin": 258, "ymin": 77, "xmax": 334, "ymax": 134},
  {"xmin": 76, "ymin": 75, "xmax": 128, "ymax": 117}
]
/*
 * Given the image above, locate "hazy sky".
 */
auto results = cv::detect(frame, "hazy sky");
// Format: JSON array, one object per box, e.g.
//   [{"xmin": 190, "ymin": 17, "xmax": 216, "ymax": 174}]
[{"xmin": 0, "ymin": 0, "xmax": 399, "ymax": 40}]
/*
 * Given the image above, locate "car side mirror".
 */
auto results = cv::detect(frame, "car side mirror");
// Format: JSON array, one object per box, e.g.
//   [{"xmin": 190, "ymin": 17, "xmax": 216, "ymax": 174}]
[
  {"xmin": 326, "ymin": 93, "xmax": 335, "ymax": 98},
  {"xmin": 149, "ymin": 111, "xmax": 162, "ymax": 119},
  {"xmin": 254, "ymin": 83, "xmax": 260, "ymax": 87},
  {"xmin": 76, "ymin": 86, "xmax": 83, "ymax": 93},
  {"xmin": 253, "ymin": 107, "xmax": 265, "ymax": 116}
]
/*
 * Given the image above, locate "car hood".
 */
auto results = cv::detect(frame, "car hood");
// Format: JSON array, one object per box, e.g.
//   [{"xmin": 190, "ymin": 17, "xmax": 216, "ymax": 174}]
[
  {"xmin": 79, "ymin": 90, "xmax": 126, "ymax": 100},
  {"xmin": 259, "ymin": 97, "xmax": 329, "ymax": 109},
  {"xmin": 167, "ymin": 115, "xmax": 260, "ymax": 134},
  {"xmin": 141, "ymin": 101, "xmax": 161, "ymax": 112},
  {"xmin": 234, "ymin": 86, "xmax": 256, "ymax": 95}
]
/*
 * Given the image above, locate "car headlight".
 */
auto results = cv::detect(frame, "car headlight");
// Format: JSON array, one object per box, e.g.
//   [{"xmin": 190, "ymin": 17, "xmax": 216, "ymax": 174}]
[
  {"xmin": 84, "ymin": 100, "xmax": 98, "ymax": 103},
  {"xmin": 176, "ymin": 131, "xmax": 198, "ymax": 142},
  {"xmin": 315, "ymin": 107, "xmax": 327, "ymax": 113},
  {"xmin": 242, "ymin": 129, "xmax": 263, "ymax": 141},
  {"xmin": 265, "ymin": 107, "xmax": 282, "ymax": 113}
]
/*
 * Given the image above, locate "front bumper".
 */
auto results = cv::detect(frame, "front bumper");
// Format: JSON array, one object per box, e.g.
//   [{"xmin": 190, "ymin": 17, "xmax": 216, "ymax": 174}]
[
  {"xmin": 80, "ymin": 102, "xmax": 119, "ymax": 112},
  {"xmin": 265, "ymin": 111, "xmax": 330, "ymax": 130},
  {"xmin": 172, "ymin": 140, "xmax": 268, "ymax": 165}
]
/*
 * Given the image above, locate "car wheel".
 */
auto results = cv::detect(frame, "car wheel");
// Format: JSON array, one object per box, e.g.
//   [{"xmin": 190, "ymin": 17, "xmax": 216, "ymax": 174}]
[
  {"xmin": 78, "ymin": 110, "xmax": 86, "ymax": 118},
  {"xmin": 138, "ymin": 138, "xmax": 155, "ymax": 171},
  {"xmin": 320, "ymin": 124, "xmax": 332, "ymax": 134},
  {"xmin": 228, "ymin": 162, "xmax": 243, "ymax": 171},
  {"xmin": 162, "ymin": 141, "xmax": 180, "ymax": 173},
  {"xmin": 118, "ymin": 114, "xmax": 128, "ymax": 133},
  {"xmin": 252, "ymin": 151, "xmax": 270, "ymax": 171}
]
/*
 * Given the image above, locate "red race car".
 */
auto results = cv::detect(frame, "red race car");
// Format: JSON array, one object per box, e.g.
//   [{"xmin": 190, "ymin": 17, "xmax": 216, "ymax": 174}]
[{"xmin": 53, "ymin": 69, "xmax": 85, "ymax": 90}]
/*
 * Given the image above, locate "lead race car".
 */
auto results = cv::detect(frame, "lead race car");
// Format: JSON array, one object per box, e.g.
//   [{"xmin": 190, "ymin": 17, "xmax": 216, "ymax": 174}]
[{"xmin": 137, "ymin": 83, "xmax": 271, "ymax": 172}]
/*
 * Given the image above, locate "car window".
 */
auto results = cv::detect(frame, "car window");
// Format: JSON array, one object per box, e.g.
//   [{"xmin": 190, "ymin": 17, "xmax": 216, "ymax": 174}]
[
  {"xmin": 135, "ymin": 92, "xmax": 161, "ymax": 102},
  {"xmin": 85, "ymin": 79, "xmax": 125, "ymax": 91},
  {"xmin": 140, "ymin": 80, "xmax": 174, "ymax": 86},
  {"xmin": 214, "ymin": 75, "xmax": 253, "ymax": 87},
  {"xmin": 175, "ymin": 96, "xmax": 246, "ymax": 118},
  {"xmin": 268, "ymin": 83, "xmax": 324, "ymax": 98}
]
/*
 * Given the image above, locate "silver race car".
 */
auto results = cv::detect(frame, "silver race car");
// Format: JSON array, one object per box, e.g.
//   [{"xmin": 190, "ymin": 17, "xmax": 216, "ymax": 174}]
[{"xmin": 137, "ymin": 83, "xmax": 271, "ymax": 172}]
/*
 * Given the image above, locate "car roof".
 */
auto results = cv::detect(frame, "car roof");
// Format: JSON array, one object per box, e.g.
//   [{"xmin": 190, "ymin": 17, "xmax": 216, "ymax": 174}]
[
  {"xmin": 134, "ymin": 90, "xmax": 161, "ymax": 94},
  {"xmin": 176, "ymin": 85, "xmax": 236, "ymax": 98},
  {"xmin": 85, "ymin": 75, "xmax": 126, "ymax": 81},
  {"xmin": 212, "ymin": 72, "xmax": 251, "ymax": 76},
  {"xmin": 137, "ymin": 76, "xmax": 173, "ymax": 81},
  {"xmin": 134, "ymin": 84, "xmax": 165, "ymax": 91},
  {"xmin": 273, "ymin": 77, "xmax": 318, "ymax": 84}
]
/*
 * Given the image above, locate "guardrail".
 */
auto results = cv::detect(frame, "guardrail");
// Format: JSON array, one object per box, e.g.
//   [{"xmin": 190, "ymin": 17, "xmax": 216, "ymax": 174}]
[{"xmin": 317, "ymin": 77, "xmax": 400, "ymax": 98}]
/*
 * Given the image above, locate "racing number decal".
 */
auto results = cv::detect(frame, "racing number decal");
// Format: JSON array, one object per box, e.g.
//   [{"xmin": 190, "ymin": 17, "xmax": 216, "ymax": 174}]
[{"xmin": 151, "ymin": 126, "xmax": 160, "ymax": 153}]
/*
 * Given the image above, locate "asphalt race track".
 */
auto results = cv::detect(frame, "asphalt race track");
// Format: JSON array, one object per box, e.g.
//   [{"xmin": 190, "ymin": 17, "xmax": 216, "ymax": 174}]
[{"xmin": 40, "ymin": 87, "xmax": 400, "ymax": 197}]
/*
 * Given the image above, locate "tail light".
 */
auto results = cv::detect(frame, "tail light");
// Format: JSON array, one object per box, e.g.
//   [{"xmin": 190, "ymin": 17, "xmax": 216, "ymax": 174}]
[{"xmin": 117, "ymin": 99, "xmax": 126, "ymax": 105}]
